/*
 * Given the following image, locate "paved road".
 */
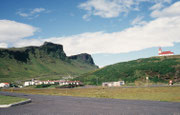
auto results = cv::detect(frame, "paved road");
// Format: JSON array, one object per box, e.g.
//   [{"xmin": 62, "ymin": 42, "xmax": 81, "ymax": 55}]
[{"xmin": 0, "ymin": 91, "xmax": 180, "ymax": 115}]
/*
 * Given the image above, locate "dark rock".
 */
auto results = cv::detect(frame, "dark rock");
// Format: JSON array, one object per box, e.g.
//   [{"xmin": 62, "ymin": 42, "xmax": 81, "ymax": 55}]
[
  {"xmin": 68, "ymin": 53, "xmax": 95, "ymax": 65},
  {"xmin": 40, "ymin": 42, "xmax": 67, "ymax": 60},
  {"xmin": 0, "ymin": 49, "xmax": 29, "ymax": 63},
  {"xmin": 0, "ymin": 42, "xmax": 97, "ymax": 66}
]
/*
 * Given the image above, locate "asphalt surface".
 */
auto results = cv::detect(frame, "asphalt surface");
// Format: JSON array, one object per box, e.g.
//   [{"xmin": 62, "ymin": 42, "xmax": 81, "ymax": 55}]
[{"xmin": 0, "ymin": 91, "xmax": 180, "ymax": 115}]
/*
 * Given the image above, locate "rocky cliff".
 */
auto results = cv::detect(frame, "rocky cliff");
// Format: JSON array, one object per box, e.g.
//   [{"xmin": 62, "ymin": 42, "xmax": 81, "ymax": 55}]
[
  {"xmin": 68, "ymin": 53, "xmax": 95, "ymax": 65},
  {"xmin": 0, "ymin": 42, "xmax": 98, "ymax": 82}
]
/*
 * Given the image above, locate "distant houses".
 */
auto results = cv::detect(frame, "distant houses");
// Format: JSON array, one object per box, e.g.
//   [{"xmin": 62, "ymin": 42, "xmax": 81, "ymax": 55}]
[
  {"xmin": 102, "ymin": 81, "xmax": 125, "ymax": 87},
  {"xmin": 0, "ymin": 83, "xmax": 10, "ymax": 88},
  {"xmin": 23, "ymin": 79, "xmax": 82, "ymax": 87}
]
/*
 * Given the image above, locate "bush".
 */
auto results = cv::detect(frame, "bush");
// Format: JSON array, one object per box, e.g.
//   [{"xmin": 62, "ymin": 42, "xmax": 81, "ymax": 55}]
[
  {"xmin": 35, "ymin": 84, "xmax": 51, "ymax": 88},
  {"xmin": 149, "ymin": 76, "xmax": 166, "ymax": 83},
  {"xmin": 56, "ymin": 84, "xmax": 76, "ymax": 88}
]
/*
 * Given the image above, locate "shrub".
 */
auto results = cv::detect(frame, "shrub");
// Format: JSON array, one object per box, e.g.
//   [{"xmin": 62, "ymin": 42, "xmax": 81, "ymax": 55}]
[{"xmin": 35, "ymin": 84, "xmax": 51, "ymax": 88}]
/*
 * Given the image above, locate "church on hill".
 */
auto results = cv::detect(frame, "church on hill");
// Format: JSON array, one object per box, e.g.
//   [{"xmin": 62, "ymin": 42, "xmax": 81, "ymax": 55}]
[{"xmin": 158, "ymin": 47, "xmax": 174, "ymax": 56}]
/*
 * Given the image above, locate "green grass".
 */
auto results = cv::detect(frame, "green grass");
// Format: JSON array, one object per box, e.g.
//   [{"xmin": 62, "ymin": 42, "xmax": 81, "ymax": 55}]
[
  {"xmin": 0, "ymin": 43, "xmax": 98, "ymax": 83},
  {"xmin": 0, "ymin": 55, "xmax": 97, "ymax": 83},
  {"xmin": 0, "ymin": 95, "xmax": 27, "ymax": 105},
  {"xmin": 75, "ymin": 55, "xmax": 180, "ymax": 85},
  {"xmin": 2, "ymin": 86, "xmax": 180, "ymax": 102}
]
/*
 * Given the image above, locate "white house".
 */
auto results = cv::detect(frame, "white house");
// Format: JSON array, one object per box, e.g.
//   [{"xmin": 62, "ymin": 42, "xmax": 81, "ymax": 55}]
[
  {"xmin": 0, "ymin": 83, "xmax": 10, "ymax": 88},
  {"xmin": 24, "ymin": 81, "xmax": 36, "ymax": 86},
  {"xmin": 23, "ymin": 79, "xmax": 83, "ymax": 87},
  {"xmin": 24, "ymin": 81, "xmax": 31, "ymax": 86},
  {"xmin": 102, "ymin": 81, "xmax": 125, "ymax": 87},
  {"xmin": 58, "ymin": 80, "xmax": 82, "ymax": 86}
]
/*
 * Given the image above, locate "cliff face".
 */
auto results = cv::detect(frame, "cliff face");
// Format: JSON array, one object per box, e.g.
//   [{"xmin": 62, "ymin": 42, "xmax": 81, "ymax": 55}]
[
  {"xmin": 39, "ymin": 42, "xmax": 67, "ymax": 60},
  {"xmin": 0, "ymin": 49, "xmax": 30, "ymax": 63},
  {"xmin": 0, "ymin": 42, "xmax": 67, "ymax": 63},
  {"xmin": 0, "ymin": 42, "xmax": 98, "ymax": 82},
  {"xmin": 68, "ymin": 53, "xmax": 95, "ymax": 65},
  {"xmin": 0, "ymin": 42, "xmax": 97, "ymax": 64}
]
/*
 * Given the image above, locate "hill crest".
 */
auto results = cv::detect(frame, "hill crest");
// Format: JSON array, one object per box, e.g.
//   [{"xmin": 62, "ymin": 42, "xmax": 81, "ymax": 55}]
[
  {"xmin": 75, "ymin": 55, "xmax": 180, "ymax": 85},
  {"xmin": 0, "ymin": 42, "xmax": 98, "ymax": 82}
]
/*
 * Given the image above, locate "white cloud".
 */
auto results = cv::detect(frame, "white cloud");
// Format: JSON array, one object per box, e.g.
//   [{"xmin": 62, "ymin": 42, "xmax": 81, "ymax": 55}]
[
  {"xmin": 30, "ymin": 8, "xmax": 45, "ymax": 14},
  {"xmin": 17, "ymin": 8, "xmax": 46, "ymax": 19},
  {"xmin": 18, "ymin": 13, "xmax": 29, "ymax": 17},
  {"xmin": 14, "ymin": 39, "xmax": 44, "ymax": 48},
  {"xmin": 150, "ymin": 0, "xmax": 172, "ymax": 10},
  {"xmin": 79, "ymin": 0, "xmax": 172, "ymax": 19},
  {"xmin": 8, "ymin": 1, "xmax": 180, "ymax": 56},
  {"xmin": 13, "ymin": 16, "xmax": 180, "ymax": 56},
  {"xmin": 0, "ymin": 43, "xmax": 8, "ymax": 48},
  {"xmin": 150, "ymin": 3, "xmax": 164, "ymax": 10},
  {"xmin": 78, "ymin": 0, "xmax": 140, "ymax": 19},
  {"xmin": 151, "ymin": 1, "xmax": 180, "ymax": 18},
  {"xmin": 131, "ymin": 16, "xmax": 146, "ymax": 25},
  {"xmin": 0, "ymin": 20, "xmax": 37, "ymax": 42},
  {"xmin": 48, "ymin": 17, "xmax": 180, "ymax": 55},
  {"xmin": 82, "ymin": 14, "xmax": 91, "ymax": 21}
]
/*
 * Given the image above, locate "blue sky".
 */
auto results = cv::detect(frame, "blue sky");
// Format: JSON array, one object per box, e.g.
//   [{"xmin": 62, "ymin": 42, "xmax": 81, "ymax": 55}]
[{"xmin": 0, "ymin": 0, "xmax": 180, "ymax": 67}]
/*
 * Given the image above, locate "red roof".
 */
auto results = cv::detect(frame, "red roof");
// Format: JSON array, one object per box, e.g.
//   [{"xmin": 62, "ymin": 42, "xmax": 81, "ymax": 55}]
[
  {"xmin": 2, "ymin": 83, "xmax": 9, "ymax": 85},
  {"xmin": 159, "ymin": 51, "xmax": 174, "ymax": 55}
]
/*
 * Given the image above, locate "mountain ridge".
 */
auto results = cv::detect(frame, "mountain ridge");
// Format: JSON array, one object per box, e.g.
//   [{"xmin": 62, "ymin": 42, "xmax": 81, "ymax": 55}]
[{"xmin": 0, "ymin": 42, "xmax": 98, "ymax": 82}]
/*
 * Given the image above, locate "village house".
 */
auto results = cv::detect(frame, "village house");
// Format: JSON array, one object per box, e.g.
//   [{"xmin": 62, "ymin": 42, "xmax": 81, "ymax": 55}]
[
  {"xmin": 158, "ymin": 47, "xmax": 174, "ymax": 56},
  {"xmin": 0, "ymin": 83, "xmax": 10, "ymax": 88},
  {"xmin": 102, "ymin": 81, "xmax": 125, "ymax": 87},
  {"xmin": 24, "ymin": 81, "xmax": 34, "ymax": 86},
  {"xmin": 59, "ymin": 80, "xmax": 68, "ymax": 86},
  {"xmin": 59, "ymin": 80, "xmax": 82, "ymax": 86},
  {"xmin": 24, "ymin": 79, "xmax": 83, "ymax": 87}
]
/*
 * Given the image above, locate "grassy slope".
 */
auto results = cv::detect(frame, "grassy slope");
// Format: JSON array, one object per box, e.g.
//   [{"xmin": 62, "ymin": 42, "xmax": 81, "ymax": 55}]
[
  {"xmin": 2, "ymin": 86, "xmax": 180, "ymax": 102},
  {"xmin": 0, "ymin": 56, "xmax": 97, "ymax": 83},
  {"xmin": 0, "ymin": 95, "xmax": 27, "ymax": 105},
  {"xmin": 75, "ymin": 55, "xmax": 180, "ymax": 85}
]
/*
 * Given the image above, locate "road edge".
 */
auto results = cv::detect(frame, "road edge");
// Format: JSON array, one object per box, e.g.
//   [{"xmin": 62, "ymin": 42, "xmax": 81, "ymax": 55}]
[{"xmin": 0, "ymin": 99, "xmax": 31, "ymax": 108}]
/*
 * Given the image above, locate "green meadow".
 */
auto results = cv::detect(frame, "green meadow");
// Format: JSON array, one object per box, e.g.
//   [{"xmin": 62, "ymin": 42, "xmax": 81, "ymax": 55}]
[
  {"xmin": 2, "ymin": 86, "xmax": 180, "ymax": 102},
  {"xmin": 0, "ymin": 95, "xmax": 27, "ymax": 105}
]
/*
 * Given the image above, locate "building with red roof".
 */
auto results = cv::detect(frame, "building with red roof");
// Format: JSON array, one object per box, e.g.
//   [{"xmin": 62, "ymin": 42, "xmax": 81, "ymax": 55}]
[
  {"xmin": 0, "ymin": 83, "xmax": 10, "ymax": 88},
  {"xmin": 158, "ymin": 47, "xmax": 174, "ymax": 56}
]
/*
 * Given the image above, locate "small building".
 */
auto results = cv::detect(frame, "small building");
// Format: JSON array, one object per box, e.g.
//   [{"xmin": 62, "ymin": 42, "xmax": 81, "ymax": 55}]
[
  {"xmin": 24, "ymin": 79, "xmax": 40, "ymax": 86},
  {"xmin": 0, "ymin": 83, "xmax": 10, "ymax": 88},
  {"xmin": 158, "ymin": 47, "xmax": 174, "ymax": 56},
  {"xmin": 24, "ymin": 81, "xmax": 33, "ymax": 86},
  {"xmin": 102, "ymin": 81, "xmax": 125, "ymax": 87},
  {"xmin": 35, "ymin": 81, "xmax": 43, "ymax": 85},
  {"xmin": 59, "ymin": 80, "xmax": 82, "ymax": 86},
  {"xmin": 23, "ymin": 79, "xmax": 83, "ymax": 87}
]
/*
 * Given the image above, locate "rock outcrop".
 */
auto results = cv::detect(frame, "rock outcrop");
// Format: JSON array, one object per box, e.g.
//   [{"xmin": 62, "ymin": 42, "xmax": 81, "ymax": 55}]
[{"xmin": 68, "ymin": 53, "xmax": 95, "ymax": 65}]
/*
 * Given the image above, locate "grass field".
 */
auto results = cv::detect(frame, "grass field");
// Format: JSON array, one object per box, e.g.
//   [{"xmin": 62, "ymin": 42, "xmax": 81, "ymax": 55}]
[
  {"xmin": 0, "ymin": 95, "xmax": 27, "ymax": 105},
  {"xmin": 76, "ymin": 55, "xmax": 180, "ymax": 85},
  {"xmin": 1, "ymin": 86, "xmax": 180, "ymax": 102}
]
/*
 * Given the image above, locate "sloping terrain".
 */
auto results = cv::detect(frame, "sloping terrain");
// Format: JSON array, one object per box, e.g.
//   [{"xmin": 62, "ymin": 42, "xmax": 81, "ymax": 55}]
[
  {"xmin": 75, "ymin": 55, "xmax": 180, "ymax": 85},
  {"xmin": 0, "ymin": 42, "xmax": 98, "ymax": 82}
]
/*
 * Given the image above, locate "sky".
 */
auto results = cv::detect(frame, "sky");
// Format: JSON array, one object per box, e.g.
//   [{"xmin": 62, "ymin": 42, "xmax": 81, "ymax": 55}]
[{"xmin": 0, "ymin": 0, "xmax": 180, "ymax": 67}]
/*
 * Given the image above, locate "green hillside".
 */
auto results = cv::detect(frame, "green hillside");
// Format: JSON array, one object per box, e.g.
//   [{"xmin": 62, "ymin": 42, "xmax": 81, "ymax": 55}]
[
  {"xmin": 75, "ymin": 55, "xmax": 180, "ymax": 85},
  {"xmin": 0, "ymin": 42, "xmax": 98, "ymax": 83}
]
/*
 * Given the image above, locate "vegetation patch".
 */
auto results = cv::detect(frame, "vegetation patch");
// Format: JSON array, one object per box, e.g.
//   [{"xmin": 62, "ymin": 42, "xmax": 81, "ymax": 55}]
[
  {"xmin": 35, "ymin": 84, "xmax": 52, "ymax": 88},
  {"xmin": 0, "ymin": 95, "xmax": 27, "ymax": 105},
  {"xmin": 75, "ymin": 55, "xmax": 180, "ymax": 85},
  {"xmin": 1, "ymin": 86, "xmax": 180, "ymax": 102}
]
